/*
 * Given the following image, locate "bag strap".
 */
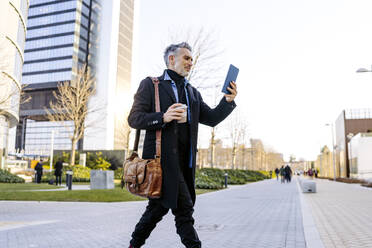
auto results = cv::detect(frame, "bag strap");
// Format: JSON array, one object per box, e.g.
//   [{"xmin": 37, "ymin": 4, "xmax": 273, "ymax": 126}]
[
  {"xmin": 152, "ymin": 77, "xmax": 162, "ymax": 158},
  {"xmin": 132, "ymin": 77, "xmax": 161, "ymax": 158}
]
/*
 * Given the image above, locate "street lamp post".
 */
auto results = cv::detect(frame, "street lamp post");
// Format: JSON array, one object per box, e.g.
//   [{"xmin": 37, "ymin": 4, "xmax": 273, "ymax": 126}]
[
  {"xmin": 49, "ymin": 130, "xmax": 55, "ymax": 172},
  {"xmin": 326, "ymin": 123, "xmax": 337, "ymax": 181}
]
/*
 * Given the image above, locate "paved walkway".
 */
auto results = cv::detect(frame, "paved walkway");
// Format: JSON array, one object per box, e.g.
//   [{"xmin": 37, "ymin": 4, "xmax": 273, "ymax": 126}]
[
  {"xmin": 303, "ymin": 179, "xmax": 372, "ymax": 248},
  {"xmin": 0, "ymin": 179, "xmax": 305, "ymax": 248}
]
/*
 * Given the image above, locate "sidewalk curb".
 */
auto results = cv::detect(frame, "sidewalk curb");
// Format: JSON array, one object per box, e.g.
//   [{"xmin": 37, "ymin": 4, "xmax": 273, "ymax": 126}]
[{"xmin": 296, "ymin": 177, "xmax": 325, "ymax": 248}]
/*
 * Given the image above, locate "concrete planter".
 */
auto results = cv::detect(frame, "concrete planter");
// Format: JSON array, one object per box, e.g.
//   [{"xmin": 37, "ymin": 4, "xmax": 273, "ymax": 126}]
[{"xmin": 90, "ymin": 170, "xmax": 114, "ymax": 189}]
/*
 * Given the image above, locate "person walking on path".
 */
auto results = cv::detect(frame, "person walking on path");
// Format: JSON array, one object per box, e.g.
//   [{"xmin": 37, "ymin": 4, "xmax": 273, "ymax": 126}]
[
  {"xmin": 279, "ymin": 166, "xmax": 286, "ymax": 183},
  {"xmin": 34, "ymin": 161, "xmax": 43, "ymax": 184},
  {"xmin": 54, "ymin": 160, "xmax": 63, "ymax": 186},
  {"xmin": 274, "ymin": 168, "xmax": 280, "ymax": 180},
  {"xmin": 127, "ymin": 42, "xmax": 237, "ymax": 248},
  {"xmin": 308, "ymin": 168, "xmax": 313, "ymax": 178},
  {"xmin": 284, "ymin": 164, "xmax": 292, "ymax": 183}
]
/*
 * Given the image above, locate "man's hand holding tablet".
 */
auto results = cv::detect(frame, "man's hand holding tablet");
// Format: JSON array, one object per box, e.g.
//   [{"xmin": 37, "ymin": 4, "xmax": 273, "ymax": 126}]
[{"xmin": 222, "ymin": 64, "xmax": 238, "ymax": 102}]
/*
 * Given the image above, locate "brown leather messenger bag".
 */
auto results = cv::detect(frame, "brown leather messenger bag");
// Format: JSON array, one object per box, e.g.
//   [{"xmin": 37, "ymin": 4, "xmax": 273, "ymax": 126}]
[{"xmin": 121, "ymin": 77, "xmax": 162, "ymax": 198}]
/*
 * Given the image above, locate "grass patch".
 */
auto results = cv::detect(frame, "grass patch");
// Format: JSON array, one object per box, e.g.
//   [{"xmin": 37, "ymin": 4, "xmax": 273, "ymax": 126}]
[
  {"xmin": 0, "ymin": 183, "xmax": 63, "ymax": 191},
  {"xmin": 195, "ymin": 188, "xmax": 218, "ymax": 195},
  {"xmin": 0, "ymin": 188, "xmax": 145, "ymax": 202},
  {"xmin": 0, "ymin": 183, "xmax": 217, "ymax": 202}
]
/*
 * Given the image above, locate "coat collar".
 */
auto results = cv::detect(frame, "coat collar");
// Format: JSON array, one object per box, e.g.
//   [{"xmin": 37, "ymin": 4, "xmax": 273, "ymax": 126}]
[
  {"xmin": 158, "ymin": 70, "xmax": 176, "ymax": 102},
  {"xmin": 158, "ymin": 70, "xmax": 195, "ymax": 103}
]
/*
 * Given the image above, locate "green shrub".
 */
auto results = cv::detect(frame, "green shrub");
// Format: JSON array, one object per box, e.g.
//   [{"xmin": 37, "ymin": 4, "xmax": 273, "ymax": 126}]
[
  {"xmin": 0, "ymin": 169, "xmax": 25, "ymax": 183},
  {"xmin": 39, "ymin": 165, "xmax": 91, "ymax": 183},
  {"xmin": 86, "ymin": 152, "xmax": 111, "ymax": 170},
  {"xmin": 114, "ymin": 168, "xmax": 123, "ymax": 180},
  {"xmin": 195, "ymin": 171, "xmax": 223, "ymax": 189},
  {"xmin": 195, "ymin": 168, "xmax": 268, "ymax": 189}
]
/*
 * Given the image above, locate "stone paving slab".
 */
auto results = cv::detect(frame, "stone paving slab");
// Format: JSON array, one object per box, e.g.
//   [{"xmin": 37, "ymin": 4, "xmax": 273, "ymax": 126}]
[
  {"xmin": 303, "ymin": 179, "xmax": 372, "ymax": 248},
  {"xmin": 0, "ymin": 179, "xmax": 305, "ymax": 248}
]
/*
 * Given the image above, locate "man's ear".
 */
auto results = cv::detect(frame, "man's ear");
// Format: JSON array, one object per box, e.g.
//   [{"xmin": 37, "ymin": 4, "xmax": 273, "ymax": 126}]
[{"xmin": 169, "ymin": 55, "xmax": 175, "ymax": 65}]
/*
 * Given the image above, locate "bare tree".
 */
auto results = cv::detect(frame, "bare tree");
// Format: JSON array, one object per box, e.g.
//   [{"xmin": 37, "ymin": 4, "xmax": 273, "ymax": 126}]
[
  {"xmin": 228, "ymin": 111, "xmax": 249, "ymax": 169},
  {"xmin": 114, "ymin": 111, "xmax": 132, "ymax": 159},
  {"xmin": 45, "ymin": 65, "xmax": 102, "ymax": 165},
  {"xmin": 166, "ymin": 27, "xmax": 225, "ymax": 90}
]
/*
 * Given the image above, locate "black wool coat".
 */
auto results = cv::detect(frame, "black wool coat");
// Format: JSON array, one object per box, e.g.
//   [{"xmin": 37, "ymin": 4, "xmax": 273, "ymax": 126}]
[{"xmin": 128, "ymin": 71, "xmax": 236, "ymax": 209}]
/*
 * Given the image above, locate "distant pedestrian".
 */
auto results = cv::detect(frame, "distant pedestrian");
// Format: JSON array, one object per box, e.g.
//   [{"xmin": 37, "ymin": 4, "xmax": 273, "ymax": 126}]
[
  {"xmin": 279, "ymin": 166, "xmax": 286, "ymax": 183},
  {"xmin": 308, "ymin": 168, "xmax": 313, "ymax": 178},
  {"xmin": 34, "ymin": 161, "xmax": 43, "ymax": 184},
  {"xmin": 284, "ymin": 165, "xmax": 292, "ymax": 183},
  {"xmin": 275, "ymin": 168, "xmax": 280, "ymax": 180},
  {"xmin": 54, "ymin": 160, "xmax": 63, "ymax": 186},
  {"xmin": 314, "ymin": 168, "xmax": 318, "ymax": 178}
]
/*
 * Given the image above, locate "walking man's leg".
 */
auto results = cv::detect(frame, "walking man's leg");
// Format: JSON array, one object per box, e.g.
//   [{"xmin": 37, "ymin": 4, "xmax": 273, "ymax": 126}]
[
  {"xmin": 172, "ymin": 180, "xmax": 201, "ymax": 248},
  {"xmin": 130, "ymin": 199, "xmax": 169, "ymax": 248}
]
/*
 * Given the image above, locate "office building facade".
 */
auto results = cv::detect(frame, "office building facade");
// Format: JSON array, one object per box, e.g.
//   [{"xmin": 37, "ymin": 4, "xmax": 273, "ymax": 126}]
[
  {"xmin": 0, "ymin": 0, "xmax": 29, "ymax": 168},
  {"xmin": 17, "ymin": 0, "xmax": 134, "ymax": 154},
  {"xmin": 335, "ymin": 109, "xmax": 372, "ymax": 178}
]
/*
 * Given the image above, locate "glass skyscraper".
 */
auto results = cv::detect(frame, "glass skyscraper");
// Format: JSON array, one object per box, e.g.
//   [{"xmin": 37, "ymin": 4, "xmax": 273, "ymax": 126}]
[
  {"xmin": 18, "ymin": 0, "xmax": 101, "ymax": 153},
  {"xmin": 17, "ymin": 0, "xmax": 134, "ymax": 154}
]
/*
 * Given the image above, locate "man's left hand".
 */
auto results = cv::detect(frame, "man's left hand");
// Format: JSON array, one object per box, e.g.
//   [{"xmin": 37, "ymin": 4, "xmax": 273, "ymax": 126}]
[{"xmin": 224, "ymin": 81, "xmax": 237, "ymax": 102}]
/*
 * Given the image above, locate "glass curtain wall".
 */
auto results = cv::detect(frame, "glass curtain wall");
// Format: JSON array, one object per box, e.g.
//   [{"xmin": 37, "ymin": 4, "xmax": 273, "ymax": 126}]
[{"xmin": 19, "ymin": 0, "xmax": 101, "ymax": 153}]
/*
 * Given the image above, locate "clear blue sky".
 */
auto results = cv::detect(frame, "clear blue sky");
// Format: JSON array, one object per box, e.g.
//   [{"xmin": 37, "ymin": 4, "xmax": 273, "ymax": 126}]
[{"xmin": 132, "ymin": 0, "xmax": 372, "ymax": 161}]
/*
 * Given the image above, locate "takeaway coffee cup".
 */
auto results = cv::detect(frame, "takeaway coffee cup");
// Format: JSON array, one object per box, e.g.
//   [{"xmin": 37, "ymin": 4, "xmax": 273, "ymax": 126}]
[{"xmin": 177, "ymin": 104, "xmax": 188, "ymax": 123}]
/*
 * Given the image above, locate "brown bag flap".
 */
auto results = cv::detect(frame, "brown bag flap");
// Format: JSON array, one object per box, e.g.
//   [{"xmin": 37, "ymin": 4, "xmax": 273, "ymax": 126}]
[{"xmin": 123, "ymin": 156, "xmax": 148, "ymax": 185}]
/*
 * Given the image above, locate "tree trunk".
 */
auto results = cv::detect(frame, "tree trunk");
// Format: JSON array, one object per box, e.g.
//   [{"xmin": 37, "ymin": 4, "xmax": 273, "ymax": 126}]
[
  {"xmin": 231, "ymin": 146, "xmax": 236, "ymax": 170},
  {"xmin": 70, "ymin": 140, "xmax": 77, "ymax": 166},
  {"xmin": 210, "ymin": 127, "xmax": 215, "ymax": 168}
]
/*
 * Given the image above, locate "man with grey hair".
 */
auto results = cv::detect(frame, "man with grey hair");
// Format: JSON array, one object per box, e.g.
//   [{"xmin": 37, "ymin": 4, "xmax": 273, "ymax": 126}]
[{"xmin": 127, "ymin": 42, "xmax": 237, "ymax": 248}]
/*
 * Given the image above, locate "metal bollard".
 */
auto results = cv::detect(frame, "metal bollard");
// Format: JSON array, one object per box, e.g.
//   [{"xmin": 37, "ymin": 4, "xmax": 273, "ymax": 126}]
[
  {"xmin": 66, "ymin": 170, "xmax": 73, "ymax": 190},
  {"xmin": 224, "ymin": 173, "xmax": 228, "ymax": 188}
]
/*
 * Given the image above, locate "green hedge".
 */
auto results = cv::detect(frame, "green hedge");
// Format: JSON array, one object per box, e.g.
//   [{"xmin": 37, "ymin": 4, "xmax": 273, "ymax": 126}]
[
  {"xmin": 195, "ymin": 168, "xmax": 268, "ymax": 189},
  {"xmin": 0, "ymin": 169, "xmax": 25, "ymax": 183},
  {"xmin": 39, "ymin": 165, "xmax": 91, "ymax": 183},
  {"xmin": 114, "ymin": 166, "xmax": 268, "ymax": 190}
]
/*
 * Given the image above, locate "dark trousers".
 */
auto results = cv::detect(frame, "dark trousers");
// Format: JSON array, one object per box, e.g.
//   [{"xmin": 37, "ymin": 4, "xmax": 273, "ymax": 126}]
[
  {"xmin": 55, "ymin": 175, "xmax": 62, "ymax": 185},
  {"xmin": 35, "ymin": 173, "xmax": 42, "ymax": 183},
  {"xmin": 130, "ymin": 177, "xmax": 201, "ymax": 248}
]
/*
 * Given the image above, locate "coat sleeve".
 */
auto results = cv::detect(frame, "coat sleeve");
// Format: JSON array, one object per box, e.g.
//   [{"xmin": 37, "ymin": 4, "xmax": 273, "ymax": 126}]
[
  {"xmin": 128, "ymin": 78, "xmax": 164, "ymax": 130},
  {"xmin": 198, "ymin": 91, "xmax": 237, "ymax": 127}
]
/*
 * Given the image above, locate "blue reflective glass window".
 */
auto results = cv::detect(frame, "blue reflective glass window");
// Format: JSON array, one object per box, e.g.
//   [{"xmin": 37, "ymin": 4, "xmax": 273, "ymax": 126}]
[
  {"xmin": 28, "ymin": 2, "xmax": 77, "ymax": 17},
  {"xmin": 22, "ymin": 71, "xmax": 72, "ymax": 84},
  {"xmin": 78, "ymin": 38, "xmax": 87, "ymax": 49},
  {"xmin": 26, "ymin": 23, "xmax": 76, "ymax": 39},
  {"xmin": 79, "ymin": 14, "xmax": 89, "ymax": 27},
  {"xmin": 24, "ymin": 47, "xmax": 74, "ymax": 61},
  {"xmin": 25, "ymin": 35, "xmax": 75, "ymax": 50},
  {"xmin": 23, "ymin": 58, "xmax": 73, "ymax": 73},
  {"xmin": 27, "ymin": 12, "xmax": 76, "ymax": 27},
  {"xmin": 78, "ymin": 26, "xmax": 88, "ymax": 38},
  {"xmin": 81, "ymin": 3, "xmax": 90, "ymax": 16},
  {"xmin": 30, "ymin": 0, "xmax": 60, "ymax": 5}
]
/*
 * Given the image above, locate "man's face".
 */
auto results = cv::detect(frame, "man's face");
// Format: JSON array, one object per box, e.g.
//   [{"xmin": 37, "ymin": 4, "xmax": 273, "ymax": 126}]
[{"xmin": 169, "ymin": 48, "xmax": 193, "ymax": 77}]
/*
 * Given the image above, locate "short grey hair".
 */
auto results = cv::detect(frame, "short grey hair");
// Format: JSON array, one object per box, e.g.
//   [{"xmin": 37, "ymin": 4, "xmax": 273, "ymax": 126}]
[{"xmin": 163, "ymin": 42, "xmax": 192, "ymax": 66}]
